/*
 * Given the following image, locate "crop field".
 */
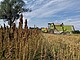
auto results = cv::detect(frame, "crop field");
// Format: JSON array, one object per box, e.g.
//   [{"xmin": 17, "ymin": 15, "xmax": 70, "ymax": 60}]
[
  {"xmin": 43, "ymin": 33, "xmax": 80, "ymax": 60},
  {"xmin": 0, "ymin": 26, "xmax": 80, "ymax": 60},
  {"xmin": 0, "ymin": 17, "xmax": 80, "ymax": 60}
]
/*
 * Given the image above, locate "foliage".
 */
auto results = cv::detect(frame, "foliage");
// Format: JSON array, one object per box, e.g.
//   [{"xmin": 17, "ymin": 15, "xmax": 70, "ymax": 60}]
[
  {"xmin": 72, "ymin": 30, "xmax": 80, "ymax": 34},
  {"xmin": 0, "ymin": 0, "xmax": 31, "ymax": 26}
]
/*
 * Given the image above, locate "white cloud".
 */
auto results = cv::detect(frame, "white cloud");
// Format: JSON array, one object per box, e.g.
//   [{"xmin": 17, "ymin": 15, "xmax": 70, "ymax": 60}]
[
  {"xmin": 24, "ymin": 0, "xmax": 77, "ymax": 18},
  {"xmin": 0, "ymin": 0, "xmax": 80, "ymax": 30},
  {"xmin": 53, "ymin": 15, "xmax": 80, "ymax": 30},
  {"xmin": 0, "ymin": 0, "xmax": 3, "ymax": 2}
]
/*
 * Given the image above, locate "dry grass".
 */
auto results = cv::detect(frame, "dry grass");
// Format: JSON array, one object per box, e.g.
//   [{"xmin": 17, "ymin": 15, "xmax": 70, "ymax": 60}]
[
  {"xmin": 43, "ymin": 33, "xmax": 80, "ymax": 60},
  {"xmin": 0, "ymin": 15, "xmax": 80, "ymax": 60},
  {"xmin": 0, "ymin": 27, "xmax": 80, "ymax": 60}
]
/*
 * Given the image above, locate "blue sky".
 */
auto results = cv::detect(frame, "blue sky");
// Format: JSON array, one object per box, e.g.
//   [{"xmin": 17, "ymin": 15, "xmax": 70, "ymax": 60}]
[{"xmin": 0, "ymin": 0, "xmax": 80, "ymax": 30}]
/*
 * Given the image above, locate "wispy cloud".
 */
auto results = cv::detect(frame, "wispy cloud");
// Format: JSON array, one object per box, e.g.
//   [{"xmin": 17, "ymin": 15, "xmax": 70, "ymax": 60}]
[
  {"xmin": 53, "ymin": 15, "xmax": 80, "ymax": 30},
  {"xmin": 23, "ymin": 0, "xmax": 80, "ymax": 30},
  {"xmin": 0, "ymin": 0, "xmax": 80, "ymax": 30},
  {"xmin": 24, "ymin": 0, "xmax": 79, "ymax": 18}
]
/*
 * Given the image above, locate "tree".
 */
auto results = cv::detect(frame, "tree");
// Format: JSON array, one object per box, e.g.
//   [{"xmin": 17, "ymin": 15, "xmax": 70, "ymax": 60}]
[{"xmin": 0, "ymin": 0, "xmax": 32, "ymax": 27}]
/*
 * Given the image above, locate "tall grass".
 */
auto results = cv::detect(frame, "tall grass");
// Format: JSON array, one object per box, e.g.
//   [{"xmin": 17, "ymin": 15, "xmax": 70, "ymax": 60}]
[
  {"xmin": 44, "ymin": 34, "xmax": 80, "ymax": 60},
  {"xmin": 0, "ymin": 14, "xmax": 53, "ymax": 60},
  {"xmin": 0, "ymin": 14, "xmax": 80, "ymax": 60}
]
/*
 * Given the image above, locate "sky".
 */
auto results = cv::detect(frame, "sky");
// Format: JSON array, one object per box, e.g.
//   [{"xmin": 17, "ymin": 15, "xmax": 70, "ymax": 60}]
[{"xmin": 0, "ymin": 0, "xmax": 80, "ymax": 30}]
